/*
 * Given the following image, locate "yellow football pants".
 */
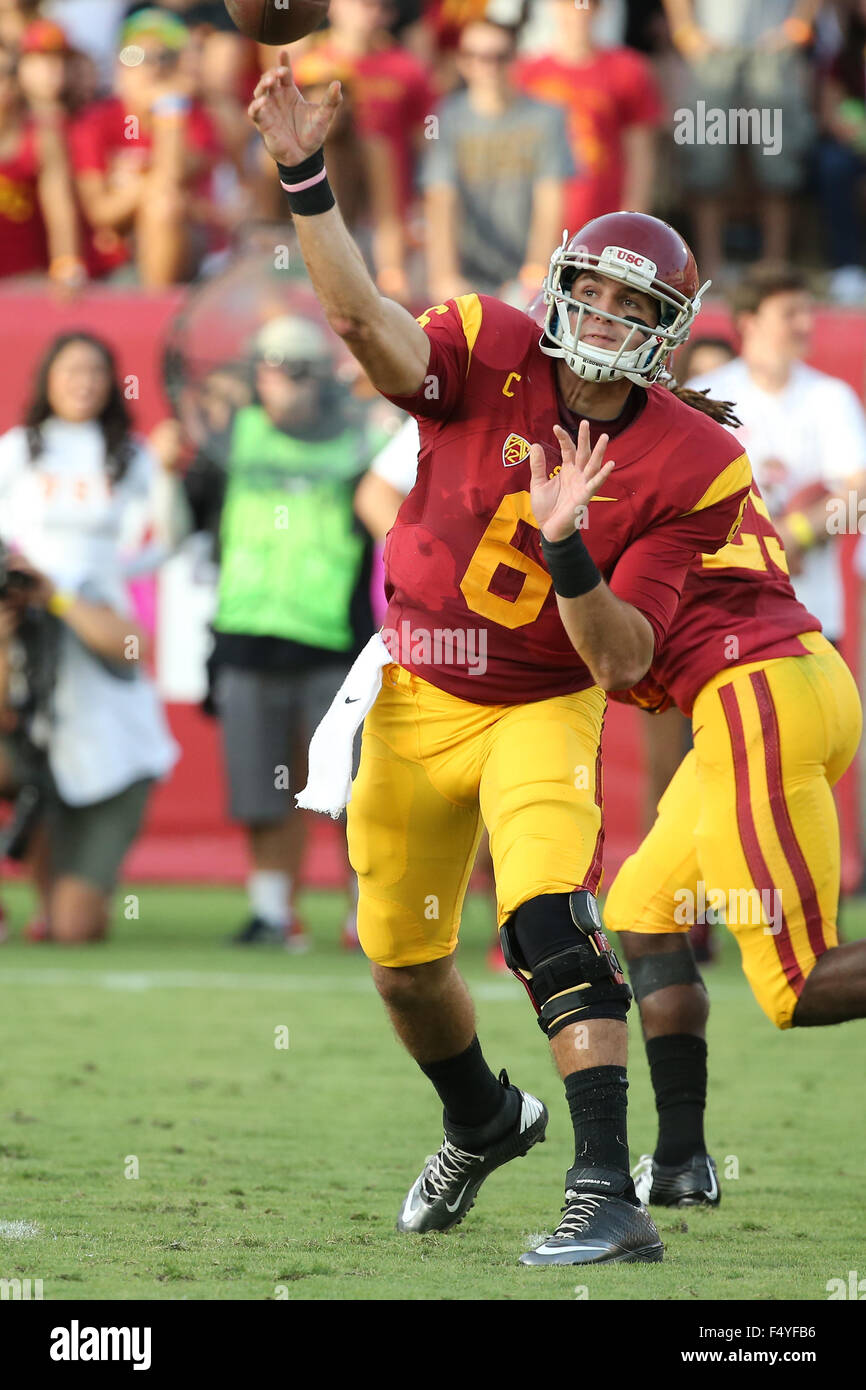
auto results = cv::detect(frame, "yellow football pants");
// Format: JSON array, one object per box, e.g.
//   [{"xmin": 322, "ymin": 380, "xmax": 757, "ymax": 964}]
[
  {"xmin": 604, "ymin": 633, "xmax": 862, "ymax": 1028},
  {"xmin": 347, "ymin": 662, "xmax": 607, "ymax": 967}
]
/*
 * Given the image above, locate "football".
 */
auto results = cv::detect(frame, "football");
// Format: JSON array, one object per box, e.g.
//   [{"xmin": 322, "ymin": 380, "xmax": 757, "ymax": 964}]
[{"xmin": 224, "ymin": 0, "xmax": 330, "ymax": 45}]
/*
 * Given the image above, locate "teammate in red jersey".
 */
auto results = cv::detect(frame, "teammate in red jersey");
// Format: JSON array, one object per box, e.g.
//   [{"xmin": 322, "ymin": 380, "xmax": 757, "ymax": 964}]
[
  {"xmin": 605, "ymin": 480, "xmax": 862, "ymax": 1208},
  {"xmin": 248, "ymin": 54, "xmax": 751, "ymax": 1266}
]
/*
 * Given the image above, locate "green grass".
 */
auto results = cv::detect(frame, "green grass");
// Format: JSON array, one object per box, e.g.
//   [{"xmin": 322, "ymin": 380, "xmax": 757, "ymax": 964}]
[{"xmin": 0, "ymin": 883, "xmax": 864, "ymax": 1301}]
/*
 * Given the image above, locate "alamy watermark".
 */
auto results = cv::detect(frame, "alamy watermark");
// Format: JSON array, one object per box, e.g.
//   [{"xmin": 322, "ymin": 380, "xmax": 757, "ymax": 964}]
[
  {"xmin": 381, "ymin": 621, "xmax": 488, "ymax": 677},
  {"xmin": 674, "ymin": 101, "xmax": 782, "ymax": 157},
  {"xmin": 1, "ymin": 1276, "xmax": 43, "ymax": 1299},
  {"xmin": 674, "ymin": 881, "xmax": 783, "ymax": 936}
]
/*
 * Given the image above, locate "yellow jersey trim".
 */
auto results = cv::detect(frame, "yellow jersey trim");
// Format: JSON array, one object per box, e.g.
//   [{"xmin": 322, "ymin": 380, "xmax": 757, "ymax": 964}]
[
  {"xmin": 684, "ymin": 451, "xmax": 751, "ymax": 516},
  {"xmin": 454, "ymin": 294, "xmax": 483, "ymax": 376}
]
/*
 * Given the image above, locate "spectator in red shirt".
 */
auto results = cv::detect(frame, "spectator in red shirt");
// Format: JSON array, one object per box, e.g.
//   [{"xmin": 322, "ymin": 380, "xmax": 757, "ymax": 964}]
[
  {"xmin": 294, "ymin": 46, "xmax": 406, "ymax": 300},
  {"xmin": 70, "ymin": 7, "xmax": 221, "ymax": 286},
  {"xmin": 297, "ymin": 0, "xmax": 437, "ymax": 291},
  {"xmin": 512, "ymin": 0, "xmax": 663, "ymax": 232},
  {"xmin": 0, "ymin": 35, "xmax": 82, "ymax": 287}
]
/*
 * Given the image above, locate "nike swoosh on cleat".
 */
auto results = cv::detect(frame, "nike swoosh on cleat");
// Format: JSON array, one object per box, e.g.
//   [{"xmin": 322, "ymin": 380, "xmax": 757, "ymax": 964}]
[
  {"xmin": 703, "ymin": 1165, "xmax": 718, "ymax": 1202},
  {"xmin": 444, "ymin": 1182, "xmax": 472, "ymax": 1214},
  {"xmin": 344, "ymin": 696, "xmax": 360, "ymax": 703},
  {"xmin": 520, "ymin": 1095, "xmax": 544, "ymax": 1133}
]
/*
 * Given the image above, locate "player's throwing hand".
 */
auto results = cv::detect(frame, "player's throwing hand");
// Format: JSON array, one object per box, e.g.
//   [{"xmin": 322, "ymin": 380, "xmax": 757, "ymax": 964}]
[
  {"xmin": 248, "ymin": 51, "xmax": 342, "ymax": 165},
  {"xmin": 529, "ymin": 422, "xmax": 616, "ymax": 543}
]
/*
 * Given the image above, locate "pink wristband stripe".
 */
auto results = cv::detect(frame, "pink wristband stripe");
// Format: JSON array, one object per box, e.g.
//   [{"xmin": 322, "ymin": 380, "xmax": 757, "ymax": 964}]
[{"xmin": 281, "ymin": 166, "xmax": 328, "ymax": 193}]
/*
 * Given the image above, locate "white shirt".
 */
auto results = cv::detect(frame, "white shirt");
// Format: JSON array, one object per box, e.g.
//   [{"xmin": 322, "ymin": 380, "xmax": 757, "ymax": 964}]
[
  {"xmin": 0, "ymin": 419, "xmax": 178, "ymax": 805},
  {"xmin": 370, "ymin": 417, "xmax": 420, "ymax": 496},
  {"xmin": 687, "ymin": 358, "xmax": 866, "ymax": 639}
]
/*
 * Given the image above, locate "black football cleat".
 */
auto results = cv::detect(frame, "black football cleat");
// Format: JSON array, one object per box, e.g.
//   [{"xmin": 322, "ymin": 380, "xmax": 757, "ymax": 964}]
[
  {"xmin": 520, "ymin": 1178, "xmax": 664, "ymax": 1266},
  {"xmin": 632, "ymin": 1152, "xmax": 720, "ymax": 1207},
  {"xmin": 397, "ymin": 1071, "xmax": 548, "ymax": 1234}
]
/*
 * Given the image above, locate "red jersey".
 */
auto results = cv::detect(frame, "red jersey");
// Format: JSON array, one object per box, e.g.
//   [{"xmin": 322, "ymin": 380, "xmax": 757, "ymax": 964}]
[
  {"xmin": 511, "ymin": 49, "xmax": 663, "ymax": 232},
  {"xmin": 0, "ymin": 125, "xmax": 48, "ymax": 277},
  {"xmin": 646, "ymin": 488, "xmax": 822, "ymax": 716},
  {"xmin": 70, "ymin": 98, "xmax": 220, "ymax": 271},
  {"xmin": 381, "ymin": 295, "xmax": 751, "ymax": 704},
  {"xmin": 302, "ymin": 40, "xmax": 435, "ymax": 214}
]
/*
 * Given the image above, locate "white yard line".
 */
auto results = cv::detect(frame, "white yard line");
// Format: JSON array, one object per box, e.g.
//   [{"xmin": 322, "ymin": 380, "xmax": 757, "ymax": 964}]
[
  {"xmin": 0, "ymin": 968, "xmax": 521, "ymax": 1001},
  {"xmin": 0, "ymin": 1220, "xmax": 40, "ymax": 1239}
]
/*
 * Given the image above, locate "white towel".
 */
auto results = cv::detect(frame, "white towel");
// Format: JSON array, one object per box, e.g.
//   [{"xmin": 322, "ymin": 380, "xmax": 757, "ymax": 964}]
[{"xmin": 294, "ymin": 632, "xmax": 393, "ymax": 818}]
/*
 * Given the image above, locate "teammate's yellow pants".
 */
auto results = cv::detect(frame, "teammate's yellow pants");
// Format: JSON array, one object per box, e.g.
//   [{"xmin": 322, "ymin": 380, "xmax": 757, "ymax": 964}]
[
  {"xmin": 604, "ymin": 633, "xmax": 862, "ymax": 1028},
  {"xmin": 347, "ymin": 662, "xmax": 607, "ymax": 967}
]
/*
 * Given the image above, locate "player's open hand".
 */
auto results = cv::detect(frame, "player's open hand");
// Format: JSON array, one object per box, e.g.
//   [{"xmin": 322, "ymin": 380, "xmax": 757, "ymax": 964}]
[
  {"xmin": 248, "ymin": 51, "xmax": 341, "ymax": 166},
  {"xmin": 529, "ymin": 422, "xmax": 615, "ymax": 543}
]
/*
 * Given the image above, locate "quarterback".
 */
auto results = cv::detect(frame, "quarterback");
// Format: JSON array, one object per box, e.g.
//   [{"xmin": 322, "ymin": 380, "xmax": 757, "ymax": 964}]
[
  {"xmin": 604, "ymin": 482, "xmax": 862, "ymax": 1207},
  {"xmin": 249, "ymin": 55, "xmax": 750, "ymax": 1265}
]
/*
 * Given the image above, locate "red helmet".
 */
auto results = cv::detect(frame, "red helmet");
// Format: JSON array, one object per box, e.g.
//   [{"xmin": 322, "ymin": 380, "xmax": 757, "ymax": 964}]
[{"xmin": 540, "ymin": 212, "xmax": 707, "ymax": 386}]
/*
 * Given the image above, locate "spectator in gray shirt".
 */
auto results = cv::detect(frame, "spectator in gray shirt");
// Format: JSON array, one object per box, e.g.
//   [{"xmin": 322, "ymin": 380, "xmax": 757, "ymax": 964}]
[
  {"xmin": 422, "ymin": 18, "xmax": 574, "ymax": 304},
  {"xmin": 663, "ymin": 0, "xmax": 819, "ymax": 283}
]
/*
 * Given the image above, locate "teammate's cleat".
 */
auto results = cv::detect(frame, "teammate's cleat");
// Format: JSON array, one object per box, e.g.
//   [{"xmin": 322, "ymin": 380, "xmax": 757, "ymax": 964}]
[
  {"xmin": 22, "ymin": 916, "xmax": 49, "ymax": 943},
  {"xmin": 397, "ymin": 1071, "xmax": 548, "ymax": 1233},
  {"xmin": 231, "ymin": 915, "xmax": 309, "ymax": 950},
  {"xmin": 631, "ymin": 1152, "xmax": 720, "ymax": 1207},
  {"xmin": 520, "ymin": 1183, "xmax": 664, "ymax": 1266},
  {"xmin": 232, "ymin": 915, "xmax": 284, "ymax": 945}
]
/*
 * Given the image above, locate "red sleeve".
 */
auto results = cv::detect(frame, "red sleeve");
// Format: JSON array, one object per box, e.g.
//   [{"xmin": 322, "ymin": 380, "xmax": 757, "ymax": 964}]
[
  {"xmin": 616, "ymin": 49, "xmax": 664, "ymax": 128},
  {"xmin": 380, "ymin": 295, "xmax": 478, "ymax": 420},
  {"xmin": 609, "ymin": 490, "xmax": 749, "ymax": 651}
]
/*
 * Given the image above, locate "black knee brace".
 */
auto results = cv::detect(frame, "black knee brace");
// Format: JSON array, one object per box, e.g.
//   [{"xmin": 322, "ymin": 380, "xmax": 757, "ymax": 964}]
[
  {"xmin": 627, "ymin": 943, "xmax": 706, "ymax": 1004},
  {"xmin": 501, "ymin": 890, "xmax": 632, "ymax": 1039}
]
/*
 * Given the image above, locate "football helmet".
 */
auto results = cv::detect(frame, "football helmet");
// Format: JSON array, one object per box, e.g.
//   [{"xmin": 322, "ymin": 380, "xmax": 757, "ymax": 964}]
[{"xmin": 539, "ymin": 212, "xmax": 709, "ymax": 387}]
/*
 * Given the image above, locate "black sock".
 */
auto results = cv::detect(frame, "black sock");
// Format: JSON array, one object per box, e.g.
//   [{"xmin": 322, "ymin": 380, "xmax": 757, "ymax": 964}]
[
  {"xmin": 564, "ymin": 1065, "xmax": 635, "ymax": 1199},
  {"xmin": 419, "ymin": 1036, "xmax": 506, "ymax": 1133},
  {"xmin": 646, "ymin": 1033, "xmax": 707, "ymax": 1166}
]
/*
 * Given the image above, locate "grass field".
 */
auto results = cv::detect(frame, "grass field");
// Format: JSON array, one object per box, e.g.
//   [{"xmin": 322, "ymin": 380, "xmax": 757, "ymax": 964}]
[{"xmin": 1, "ymin": 882, "xmax": 864, "ymax": 1302}]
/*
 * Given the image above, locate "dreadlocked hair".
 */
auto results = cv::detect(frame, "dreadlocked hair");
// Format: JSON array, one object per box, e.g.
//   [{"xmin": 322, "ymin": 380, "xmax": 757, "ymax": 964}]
[{"xmin": 670, "ymin": 385, "xmax": 742, "ymax": 430}]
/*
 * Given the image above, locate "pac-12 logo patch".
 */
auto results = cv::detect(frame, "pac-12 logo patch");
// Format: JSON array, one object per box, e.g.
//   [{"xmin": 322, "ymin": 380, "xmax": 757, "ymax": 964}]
[{"xmin": 502, "ymin": 433, "xmax": 531, "ymax": 467}]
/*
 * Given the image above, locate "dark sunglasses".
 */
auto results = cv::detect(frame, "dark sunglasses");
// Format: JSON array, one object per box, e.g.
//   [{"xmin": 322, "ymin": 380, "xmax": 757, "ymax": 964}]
[{"xmin": 460, "ymin": 49, "xmax": 512, "ymax": 63}]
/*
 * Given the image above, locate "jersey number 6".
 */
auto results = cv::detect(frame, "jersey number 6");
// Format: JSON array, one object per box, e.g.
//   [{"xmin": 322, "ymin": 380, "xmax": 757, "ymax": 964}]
[{"xmin": 460, "ymin": 492, "xmax": 553, "ymax": 629}]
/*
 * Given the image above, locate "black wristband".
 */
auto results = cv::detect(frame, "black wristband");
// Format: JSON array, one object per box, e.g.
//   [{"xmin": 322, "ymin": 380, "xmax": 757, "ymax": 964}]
[
  {"xmin": 277, "ymin": 149, "xmax": 335, "ymax": 216},
  {"xmin": 539, "ymin": 528, "xmax": 602, "ymax": 598}
]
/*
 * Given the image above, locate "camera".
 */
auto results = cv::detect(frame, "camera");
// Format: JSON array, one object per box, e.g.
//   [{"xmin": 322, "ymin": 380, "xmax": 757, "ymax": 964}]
[
  {"xmin": 0, "ymin": 543, "xmax": 59, "ymax": 859},
  {"xmin": 0, "ymin": 553, "xmax": 38, "ymax": 601}
]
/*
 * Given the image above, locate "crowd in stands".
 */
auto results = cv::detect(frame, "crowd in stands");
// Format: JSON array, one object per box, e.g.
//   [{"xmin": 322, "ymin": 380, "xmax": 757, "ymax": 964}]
[{"xmin": 1, "ymin": 0, "xmax": 866, "ymax": 299}]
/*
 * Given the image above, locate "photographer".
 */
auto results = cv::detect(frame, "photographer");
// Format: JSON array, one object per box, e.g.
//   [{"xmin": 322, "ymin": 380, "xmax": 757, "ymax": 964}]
[{"xmin": 0, "ymin": 330, "xmax": 185, "ymax": 943}]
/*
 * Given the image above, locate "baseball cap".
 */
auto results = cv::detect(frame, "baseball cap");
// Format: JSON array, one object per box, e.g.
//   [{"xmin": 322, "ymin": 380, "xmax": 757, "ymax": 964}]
[
  {"xmin": 120, "ymin": 8, "xmax": 190, "ymax": 52},
  {"xmin": 254, "ymin": 317, "xmax": 331, "ymax": 368},
  {"xmin": 20, "ymin": 20, "xmax": 74, "ymax": 55}
]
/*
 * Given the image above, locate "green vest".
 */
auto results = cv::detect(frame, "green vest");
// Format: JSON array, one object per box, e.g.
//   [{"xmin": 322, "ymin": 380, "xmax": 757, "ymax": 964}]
[{"xmin": 214, "ymin": 405, "xmax": 370, "ymax": 651}]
